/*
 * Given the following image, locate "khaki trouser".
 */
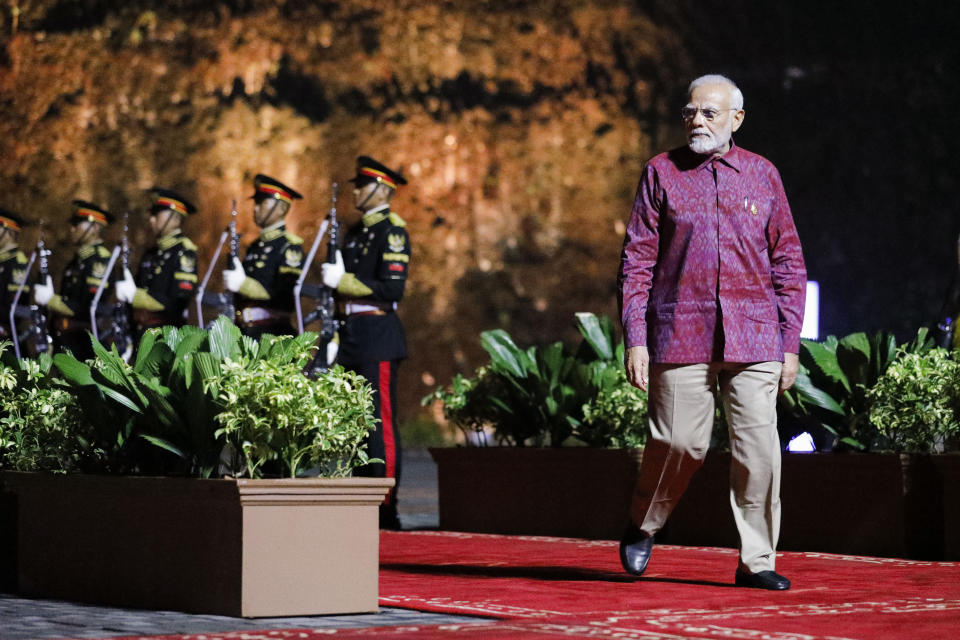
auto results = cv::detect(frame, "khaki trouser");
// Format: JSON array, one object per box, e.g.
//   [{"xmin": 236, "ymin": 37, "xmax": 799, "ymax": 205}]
[{"xmin": 631, "ymin": 361, "xmax": 783, "ymax": 573}]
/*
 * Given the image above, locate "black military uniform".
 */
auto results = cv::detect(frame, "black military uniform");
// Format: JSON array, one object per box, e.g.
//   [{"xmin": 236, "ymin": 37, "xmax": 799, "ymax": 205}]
[
  {"xmin": 0, "ymin": 209, "xmax": 30, "ymax": 342},
  {"xmin": 131, "ymin": 189, "xmax": 199, "ymax": 335},
  {"xmin": 336, "ymin": 157, "xmax": 410, "ymax": 529},
  {"xmin": 49, "ymin": 201, "xmax": 114, "ymax": 361},
  {"xmin": 236, "ymin": 175, "xmax": 305, "ymax": 339}
]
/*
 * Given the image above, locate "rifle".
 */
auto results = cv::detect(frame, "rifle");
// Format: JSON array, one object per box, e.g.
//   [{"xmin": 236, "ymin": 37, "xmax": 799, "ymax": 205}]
[
  {"xmin": 90, "ymin": 245, "xmax": 122, "ymax": 343},
  {"xmin": 195, "ymin": 200, "xmax": 238, "ymax": 327},
  {"xmin": 10, "ymin": 227, "xmax": 53, "ymax": 359},
  {"xmin": 108, "ymin": 213, "xmax": 134, "ymax": 359},
  {"xmin": 224, "ymin": 200, "xmax": 240, "ymax": 322},
  {"xmin": 305, "ymin": 184, "xmax": 340, "ymax": 375},
  {"xmin": 294, "ymin": 183, "xmax": 337, "ymax": 335}
]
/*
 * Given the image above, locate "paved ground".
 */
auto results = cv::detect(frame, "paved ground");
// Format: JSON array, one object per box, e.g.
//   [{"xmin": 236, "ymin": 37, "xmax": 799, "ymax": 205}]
[{"xmin": 0, "ymin": 449, "xmax": 485, "ymax": 640}]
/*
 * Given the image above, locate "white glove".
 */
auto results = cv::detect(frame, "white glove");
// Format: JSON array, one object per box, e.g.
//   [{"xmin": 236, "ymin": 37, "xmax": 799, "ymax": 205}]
[
  {"xmin": 321, "ymin": 250, "xmax": 345, "ymax": 289},
  {"xmin": 326, "ymin": 341, "xmax": 339, "ymax": 366},
  {"xmin": 115, "ymin": 268, "xmax": 137, "ymax": 303},
  {"xmin": 223, "ymin": 256, "xmax": 247, "ymax": 293},
  {"xmin": 33, "ymin": 275, "xmax": 54, "ymax": 306}
]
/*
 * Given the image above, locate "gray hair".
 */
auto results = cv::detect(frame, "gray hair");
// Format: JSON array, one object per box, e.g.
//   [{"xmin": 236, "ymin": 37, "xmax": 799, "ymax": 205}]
[{"xmin": 688, "ymin": 74, "xmax": 744, "ymax": 110}]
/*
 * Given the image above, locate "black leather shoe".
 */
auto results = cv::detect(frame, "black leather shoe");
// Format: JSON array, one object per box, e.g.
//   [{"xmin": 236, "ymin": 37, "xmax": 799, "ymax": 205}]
[
  {"xmin": 734, "ymin": 569, "xmax": 791, "ymax": 590},
  {"xmin": 619, "ymin": 523, "xmax": 654, "ymax": 576}
]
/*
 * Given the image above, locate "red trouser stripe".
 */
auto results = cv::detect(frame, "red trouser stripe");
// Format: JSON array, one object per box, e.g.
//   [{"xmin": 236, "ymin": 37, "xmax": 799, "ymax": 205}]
[{"xmin": 379, "ymin": 360, "xmax": 396, "ymax": 504}]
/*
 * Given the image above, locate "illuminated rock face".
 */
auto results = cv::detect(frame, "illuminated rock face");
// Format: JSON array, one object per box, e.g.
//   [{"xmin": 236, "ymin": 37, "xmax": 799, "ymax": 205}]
[{"xmin": 1, "ymin": 1, "xmax": 691, "ymax": 421}]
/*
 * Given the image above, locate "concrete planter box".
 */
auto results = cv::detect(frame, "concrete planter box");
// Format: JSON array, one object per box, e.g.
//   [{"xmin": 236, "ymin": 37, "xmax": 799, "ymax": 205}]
[
  {"xmin": 430, "ymin": 446, "xmax": 643, "ymax": 540},
  {"xmin": 662, "ymin": 452, "xmax": 956, "ymax": 560},
  {"xmin": 2, "ymin": 472, "xmax": 394, "ymax": 617}
]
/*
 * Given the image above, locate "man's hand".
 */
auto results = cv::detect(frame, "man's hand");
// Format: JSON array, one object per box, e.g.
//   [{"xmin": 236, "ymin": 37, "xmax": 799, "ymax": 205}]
[
  {"xmin": 321, "ymin": 250, "xmax": 345, "ymax": 289},
  {"xmin": 780, "ymin": 352, "xmax": 799, "ymax": 394},
  {"xmin": 625, "ymin": 345, "xmax": 650, "ymax": 391},
  {"xmin": 33, "ymin": 275, "xmax": 54, "ymax": 306},
  {"xmin": 223, "ymin": 256, "xmax": 247, "ymax": 293}
]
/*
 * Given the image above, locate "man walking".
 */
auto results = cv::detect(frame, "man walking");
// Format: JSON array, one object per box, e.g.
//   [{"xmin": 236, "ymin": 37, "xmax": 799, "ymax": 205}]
[{"xmin": 618, "ymin": 74, "xmax": 806, "ymax": 590}]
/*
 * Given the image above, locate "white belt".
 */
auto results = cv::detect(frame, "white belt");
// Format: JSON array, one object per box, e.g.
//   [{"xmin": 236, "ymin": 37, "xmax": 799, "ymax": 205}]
[{"xmin": 345, "ymin": 302, "xmax": 396, "ymax": 315}]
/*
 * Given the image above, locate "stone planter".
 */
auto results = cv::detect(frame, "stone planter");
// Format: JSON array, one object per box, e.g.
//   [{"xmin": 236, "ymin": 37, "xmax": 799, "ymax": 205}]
[
  {"xmin": 2, "ymin": 472, "xmax": 394, "ymax": 617},
  {"xmin": 430, "ymin": 446, "xmax": 643, "ymax": 540},
  {"xmin": 661, "ymin": 452, "xmax": 949, "ymax": 560}
]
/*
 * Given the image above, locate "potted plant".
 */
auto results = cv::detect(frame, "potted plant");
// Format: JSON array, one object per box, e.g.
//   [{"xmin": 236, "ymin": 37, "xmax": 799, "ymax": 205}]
[
  {"xmin": 0, "ymin": 320, "xmax": 393, "ymax": 617},
  {"xmin": 423, "ymin": 312, "xmax": 648, "ymax": 539}
]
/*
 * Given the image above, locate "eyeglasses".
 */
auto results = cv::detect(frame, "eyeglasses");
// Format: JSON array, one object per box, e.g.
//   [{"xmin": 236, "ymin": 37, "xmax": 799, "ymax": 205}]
[{"xmin": 681, "ymin": 107, "xmax": 737, "ymax": 122}]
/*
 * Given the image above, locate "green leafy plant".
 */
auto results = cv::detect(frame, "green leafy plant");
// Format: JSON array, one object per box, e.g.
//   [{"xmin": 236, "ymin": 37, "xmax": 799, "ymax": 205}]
[
  {"xmin": 866, "ymin": 347, "xmax": 960, "ymax": 453},
  {"xmin": 35, "ymin": 317, "xmax": 377, "ymax": 478},
  {"xmin": 212, "ymin": 360, "xmax": 378, "ymax": 478},
  {"xmin": 0, "ymin": 343, "xmax": 89, "ymax": 472},
  {"xmin": 423, "ymin": 313, "xmax": 648, "ymax": 447},
  {"xmin": 780, "ymin": 329, "xmax": 935, "ymax": 451}
]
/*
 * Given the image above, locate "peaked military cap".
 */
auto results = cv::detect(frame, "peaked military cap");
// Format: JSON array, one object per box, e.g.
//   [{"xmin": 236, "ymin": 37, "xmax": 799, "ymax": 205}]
[
  {"xmin": 150, "ymin": 188, "xmax": 197, "ymax": 216},
  {"xmin": 71, "ymin": 200, "xmax": 115, "ymax": 226},
  {"xmin": 350, "ymin": 156, "xmax": 408, "ymax": 190},
  {"xmin": 0, "ymin": 207, "xmax": 26, "ymax": 231},
  {"xmin": 251, "ymin": 174, "xmax": 303, "ymax": 204}
]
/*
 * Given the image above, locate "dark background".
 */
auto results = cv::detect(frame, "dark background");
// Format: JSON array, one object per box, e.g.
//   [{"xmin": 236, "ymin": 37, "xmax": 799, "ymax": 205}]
[{"xmin": 649, "ymin": 0, "xmax": 959, "ymax": 340}]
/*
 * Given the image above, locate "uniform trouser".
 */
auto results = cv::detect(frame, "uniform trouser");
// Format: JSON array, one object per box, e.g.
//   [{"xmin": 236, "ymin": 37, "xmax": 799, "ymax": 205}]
[
  {"xmin": 348, "ymin": 360, "xmax": 402, "ymax": 511},
  {"xmin": 631, "ymin": 360, "xmax": 783, "ymax": 573}
]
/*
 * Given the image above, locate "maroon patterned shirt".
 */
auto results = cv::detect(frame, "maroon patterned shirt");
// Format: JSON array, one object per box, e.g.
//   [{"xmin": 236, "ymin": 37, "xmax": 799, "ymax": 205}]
[{"xmin": 619, "ymin": 142, "xmax": 806, "ymax": 363}]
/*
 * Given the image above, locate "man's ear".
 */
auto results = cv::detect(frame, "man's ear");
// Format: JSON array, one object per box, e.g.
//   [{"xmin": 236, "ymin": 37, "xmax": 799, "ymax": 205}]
[{"xmin": 731, "ymin": 109, "xmax": 745, "ymax": 133}]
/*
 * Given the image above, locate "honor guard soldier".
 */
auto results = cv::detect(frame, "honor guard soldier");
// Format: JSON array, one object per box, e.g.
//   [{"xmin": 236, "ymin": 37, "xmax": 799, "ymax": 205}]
[
  {"xmin": 222, "ymin": 174, "xmax": 305, "ymax": 339},
  {"xmin": 115, "ymin": 188, "xmax": 199, "ymax": 337},
  {"xmin": 322, "ymin": 156, "xmax": 410, "ymax": 529},
  {"xmin": 0, "ymin": 208, "xmax": 30, "ymax": 342},
  {"xmin": 33, "ymin": 200, "xmax": 114, "ymax": 361}
]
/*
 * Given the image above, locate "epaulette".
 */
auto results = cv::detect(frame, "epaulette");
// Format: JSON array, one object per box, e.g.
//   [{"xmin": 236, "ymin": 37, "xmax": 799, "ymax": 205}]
[
  {"xmin": 96, "ymin": 244, "xmax": 112, "ymax": 258},
  {"xmin": 261, "ymin": 227, "xmax": 284, "ymax": 242},
  {"xmin": 388, "ymin": 212, "xmax": 407, "ymax": 228},
  {"xmin": 284, "ymin": 231, "xmax": 303, "ymax": 245},
  {"xmin": 180, "ymin": 237, "xmax": 198, "ymax": 251},
  {"xmin": 17, "ymin": 250, "xmax": 27, "ymax": 264}
]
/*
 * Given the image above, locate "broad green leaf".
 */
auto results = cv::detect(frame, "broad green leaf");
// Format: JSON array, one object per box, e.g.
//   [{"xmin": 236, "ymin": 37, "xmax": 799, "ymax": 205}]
[
  {"xmin": 139, "ymin": 434, "xmax": 185, "ymax": 458},
  {"xmin": 575, "ymin": 312, "xmax": 614, "ymax": 361},
  {"xmin": 53, "ymin": 353, "xmax": 95, "ymax": 385},
  {"xmin": 794, "ymin": 374, "xmax": 844, "ymax": 415},
  {"xmin": 803, "ymin": 340, "xmax": 850, "ymax": 392},
  {"xmin": 481, "ymin": 330, "xmax": 528, "ymax": 378}
]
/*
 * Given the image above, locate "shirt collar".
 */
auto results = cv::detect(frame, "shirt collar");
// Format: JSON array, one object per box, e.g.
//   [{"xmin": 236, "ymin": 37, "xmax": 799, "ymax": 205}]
[{"xmin": 692, "ymin": 137, "xmax": 742, "ymax": 172}]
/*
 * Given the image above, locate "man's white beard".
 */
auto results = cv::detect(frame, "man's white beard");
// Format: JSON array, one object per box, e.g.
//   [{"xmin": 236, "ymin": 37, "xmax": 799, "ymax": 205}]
[{"xmin": 688, "ymin": 128, "xmax": 729, "ymax": 155}]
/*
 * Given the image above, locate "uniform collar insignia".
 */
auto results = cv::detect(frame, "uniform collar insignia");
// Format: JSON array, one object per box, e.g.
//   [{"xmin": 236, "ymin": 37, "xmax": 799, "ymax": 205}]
[
  {"xmin": 362, "ymin": 205, "xmax": 390, "ymax": 228},
  {"xmin": 259, "ymin": 221, "xmax": 286, "ymax": 242},
  {"xmin": 158, "ymin": 230, "xmax": 182, "ymax": 250}
]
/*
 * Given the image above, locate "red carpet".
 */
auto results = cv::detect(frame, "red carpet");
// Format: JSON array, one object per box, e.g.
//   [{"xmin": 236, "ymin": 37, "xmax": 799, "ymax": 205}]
[
  {"xmin": 77, "ymin": 531, "xmax": 960, "ymax": 639},
  {"xmin": 375, "ymin": 531, "xmax": 960, "ymax": 639}
]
